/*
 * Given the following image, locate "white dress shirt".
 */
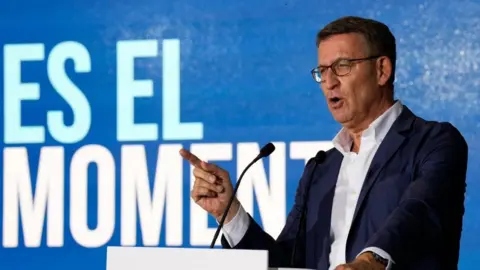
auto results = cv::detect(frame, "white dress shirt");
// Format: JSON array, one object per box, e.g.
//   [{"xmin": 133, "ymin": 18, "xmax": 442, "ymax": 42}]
[{"xmin": 221, "ymin": 101, "xmax": 403, "ymax": 269}]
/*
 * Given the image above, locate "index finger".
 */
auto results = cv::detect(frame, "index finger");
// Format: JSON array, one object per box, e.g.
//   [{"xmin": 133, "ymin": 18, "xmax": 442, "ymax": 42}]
[
  {"xmin": 201, "ymin": 161, "xmax": 228, "ymax": 179},
  {"xmin": 179, "ymin": 148, "xmax": 202, "ymax": 167}
]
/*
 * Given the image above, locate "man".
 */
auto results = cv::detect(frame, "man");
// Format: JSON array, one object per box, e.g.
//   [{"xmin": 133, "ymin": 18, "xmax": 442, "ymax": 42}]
[{"xmin": 180, "ymin": 16, "xmax": 468, "ymax": 270}]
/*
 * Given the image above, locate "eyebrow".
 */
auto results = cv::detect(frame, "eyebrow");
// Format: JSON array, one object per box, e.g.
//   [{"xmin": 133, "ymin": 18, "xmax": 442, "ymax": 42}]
[{"xmin": 318, "ymin": 57, "xmax": 349, "ymax": 67}]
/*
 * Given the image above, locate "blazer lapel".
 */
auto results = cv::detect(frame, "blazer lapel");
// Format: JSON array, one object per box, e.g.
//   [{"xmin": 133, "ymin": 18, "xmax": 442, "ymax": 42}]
[
  {"xmin": 309, "ymin": 149, "xmax": 343, "ymax": 232},
  {"xmin": 307, "ymin": 149, "xmax": 343, "ymax": 268},
  {"xmin": 350, "ymin": 106, "xmax": 415, "ymax": 224},
  {"xmin": 312, "ymin": 149, "xmax": 343, "ymax": 208}
]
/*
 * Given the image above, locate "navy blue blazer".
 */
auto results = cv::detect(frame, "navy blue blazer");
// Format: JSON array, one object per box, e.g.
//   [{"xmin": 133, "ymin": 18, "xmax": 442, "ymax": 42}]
[{"xmin": 221, "ymin": 105, "xmax": 468, "ymax": 270}]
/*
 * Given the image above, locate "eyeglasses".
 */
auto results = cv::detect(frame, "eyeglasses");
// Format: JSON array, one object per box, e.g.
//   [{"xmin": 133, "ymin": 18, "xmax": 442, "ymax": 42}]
[{"xmin": 311, "ymin": 55, "xmax": 380, "ymax": 83}]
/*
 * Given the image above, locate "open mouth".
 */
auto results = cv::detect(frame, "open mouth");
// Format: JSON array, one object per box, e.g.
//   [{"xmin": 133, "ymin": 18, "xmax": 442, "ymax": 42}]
[
  {"xmin": 329, "ymin": 97, "xmax": 341, "ymax": 103},
  {"xmin": 328, "ymin": 97, "xmax": 344, "ymax": 108}
]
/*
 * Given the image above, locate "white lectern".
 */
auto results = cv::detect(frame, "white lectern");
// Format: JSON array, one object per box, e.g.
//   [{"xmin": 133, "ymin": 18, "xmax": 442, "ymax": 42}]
[{"xmin": 106, "ymin": 246, "xmax": 312, "ymax": 270}]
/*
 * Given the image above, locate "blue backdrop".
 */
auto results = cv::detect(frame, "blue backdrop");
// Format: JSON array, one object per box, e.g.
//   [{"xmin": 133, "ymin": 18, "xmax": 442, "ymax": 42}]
[{"xmin": 1, "ymin": 0, "xmax": 479, "ymax": 269}]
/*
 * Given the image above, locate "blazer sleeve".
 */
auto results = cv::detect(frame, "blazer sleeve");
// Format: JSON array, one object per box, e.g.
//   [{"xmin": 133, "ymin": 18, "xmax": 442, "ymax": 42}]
[
  {"xmin": 364, "ymin": 122, "xmax": 468, "ymax": 267},
  {"xmin": 221, "ymin": 161, "xmax": 316, "ymax": 268}
]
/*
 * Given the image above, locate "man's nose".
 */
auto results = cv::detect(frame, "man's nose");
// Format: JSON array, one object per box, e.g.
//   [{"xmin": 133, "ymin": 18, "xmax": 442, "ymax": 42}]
[{"xmin": 322, "ymin": 69, "xmax": 340, "ymax": 90}]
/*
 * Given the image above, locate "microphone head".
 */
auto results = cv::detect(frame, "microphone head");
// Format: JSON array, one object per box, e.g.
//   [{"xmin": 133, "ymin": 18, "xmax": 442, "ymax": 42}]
[
  {"xmin": 259, "ymin": 142, "xmax": 275, "ymax": 157},
  {"xmin": 314, "ymin": 150, "xmax": 327, "ymax": 164}
]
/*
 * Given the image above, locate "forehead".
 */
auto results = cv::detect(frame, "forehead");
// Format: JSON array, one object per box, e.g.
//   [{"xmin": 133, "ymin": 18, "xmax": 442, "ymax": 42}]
[{"xmin": 317, "ymin": 33, "xmax": 369, "ymax": 64}]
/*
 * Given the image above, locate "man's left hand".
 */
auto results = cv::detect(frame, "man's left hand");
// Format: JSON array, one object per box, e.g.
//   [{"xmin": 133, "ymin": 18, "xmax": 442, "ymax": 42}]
[{"xmin": 334, "ymin": 252, "xmax": 385, "ymax": 270}]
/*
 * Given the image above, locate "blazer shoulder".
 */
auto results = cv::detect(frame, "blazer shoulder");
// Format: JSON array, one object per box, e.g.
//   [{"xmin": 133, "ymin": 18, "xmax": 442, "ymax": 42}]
[{"xmin": 411, "ymin": 116, "xmax": 468, "ymax": 154}]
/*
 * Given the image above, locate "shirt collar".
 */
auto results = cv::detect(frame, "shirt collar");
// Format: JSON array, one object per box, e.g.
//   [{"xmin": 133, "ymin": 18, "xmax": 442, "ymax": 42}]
[{"xmin": 332, "ymin": 100, "xmax": 404, "ymax": 154}]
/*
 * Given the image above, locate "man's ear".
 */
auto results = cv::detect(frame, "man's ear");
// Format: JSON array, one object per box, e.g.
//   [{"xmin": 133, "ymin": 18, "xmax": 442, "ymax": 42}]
[{"xmin": 376, "ymin": 56, "xmax": 392, "ymax": 86}]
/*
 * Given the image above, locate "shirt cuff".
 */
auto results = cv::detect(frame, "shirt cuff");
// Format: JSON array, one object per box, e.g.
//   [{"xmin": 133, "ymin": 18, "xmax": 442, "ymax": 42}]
[
  {"xmin": 218, "ymin": 204, "xmax": 250, "ymax": 247},
  {"xmin": 358, "ymin": 247, "xmax": 394, "ymax": 269}
]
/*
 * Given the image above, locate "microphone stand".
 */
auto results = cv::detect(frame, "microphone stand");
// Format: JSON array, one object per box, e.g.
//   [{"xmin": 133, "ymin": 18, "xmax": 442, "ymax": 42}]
[
  {"xmin": 209, "ymin": 143, "xmax": 275, "ymax": 248},
  {"xmin": 290, "ymin": 151, "xmax": 326, "ymax": 267}
]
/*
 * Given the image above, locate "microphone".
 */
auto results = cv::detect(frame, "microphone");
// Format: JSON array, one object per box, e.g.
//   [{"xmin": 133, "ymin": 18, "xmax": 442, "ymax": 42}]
[
  {"xmin": 209, "ymin": 142, "xmax": 276, "ymax": 248},
  {"xmin": 290, "ymin": 150, "xmax": 327, "ymax": 267}
]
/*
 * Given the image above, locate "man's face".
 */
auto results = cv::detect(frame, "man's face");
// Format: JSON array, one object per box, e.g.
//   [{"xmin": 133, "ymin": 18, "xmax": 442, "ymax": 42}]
[{"xmin": 317, "ymin": 33, "xmax": 383, "ymax": 129}]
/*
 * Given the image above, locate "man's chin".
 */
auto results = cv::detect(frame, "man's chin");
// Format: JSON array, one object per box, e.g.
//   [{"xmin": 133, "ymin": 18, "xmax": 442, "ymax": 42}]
[
  {"xmin": 331, "ymin": 113, "xmax": 355, "ymax": 128},
  {"xmin": 331, "ymin": 112, "xmax": 347, "ymax": 123}
]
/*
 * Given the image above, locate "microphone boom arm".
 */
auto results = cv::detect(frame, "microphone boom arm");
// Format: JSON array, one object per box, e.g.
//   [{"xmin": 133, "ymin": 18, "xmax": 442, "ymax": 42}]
[{"xmin": 209, "ymin": 142, "xmax": 275, "ymax": 248}]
